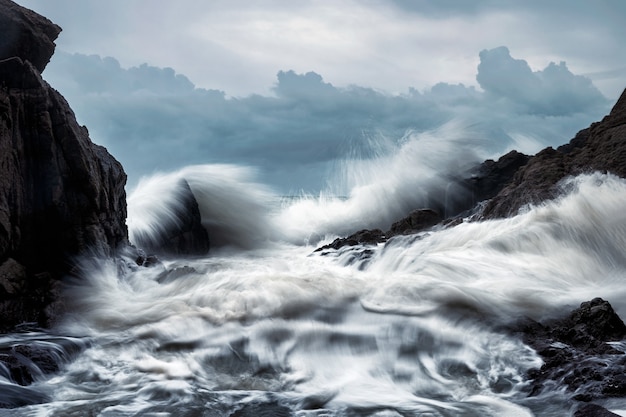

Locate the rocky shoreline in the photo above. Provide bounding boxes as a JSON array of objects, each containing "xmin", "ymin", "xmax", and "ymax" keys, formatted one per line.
[
  {"xmin": 515, "ymin": 298, "xmax": 626, "ymax": 416},
  {"xmin": 315, "ymin": 86, "xmax": 626, "ymax": 254}
]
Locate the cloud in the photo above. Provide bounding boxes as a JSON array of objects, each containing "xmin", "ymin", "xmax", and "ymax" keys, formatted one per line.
[
  {"xmin": 42, "ymin": 48, "xmax": 611, "ymax": 193},
  {"xmin": 476, "ymin": 46, "xmax": 606, "ymax": 115}
]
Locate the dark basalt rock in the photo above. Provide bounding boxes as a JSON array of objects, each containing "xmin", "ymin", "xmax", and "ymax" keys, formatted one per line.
[
  {"xmin": 387, "ymin": 208, "xmax": 442, "ymax": 237},
  {"xmin": 463, "ymin": 150, "xmax": 530, "ymax": 208},
  {"xmin": 131, "ymin": 179, "xmax": 210, "ymax": 257},
  {"xmin": 0, "ymin": 329, "xmax": 87, "ymax": 408},
  {"xmin": 574, "ymin": 403, "xmax": 621, "ymax": 417},
  {"xmin": 315, "ymin": 209, "xmax": 443, "ymax": 254},
  {"xmin": 516, "ymin": 298, "xmax": 626, "ymax": 403},
  {"xmin": 481, "ymin": 88, "xmax": 626, "ymax": 219},
  {"xmin": 0, "ymin": 1, "xmax": 128, "ymax": 329},
  {"xmin": 0, "ymin": 0, "xmax": 61, "ymax": 73},
  {"xmin": 315, "ymin": 229, "xmax": 385, "ymax": 253}
]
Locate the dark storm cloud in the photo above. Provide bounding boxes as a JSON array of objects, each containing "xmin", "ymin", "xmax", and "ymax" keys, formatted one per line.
[{"xmin": 43, "ymin": 48, "xmax": 610, "ymax": 192}]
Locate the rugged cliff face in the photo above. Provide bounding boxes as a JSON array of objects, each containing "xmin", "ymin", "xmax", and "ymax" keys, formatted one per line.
[
  {"xmin": 0, "ymin": 0, "xmax": 128, "ymax": 329},
  {"xmin": 481, "ymin": 88, "xmax": 626, "ymax": 219}
]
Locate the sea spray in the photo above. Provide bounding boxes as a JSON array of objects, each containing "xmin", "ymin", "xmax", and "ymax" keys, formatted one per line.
[
  {"xmin": 128, "ymin": 164, "xmax": 275, "ymax": 250},
  {"xmin": 277, "ymin": 121, "xmax": 483, "ymax": 244},
  {"xmin": 7, "ymin": 163, "xmax": 626, "ymax": 414},
  {"xmin": 357, "ymin": 172, "xmax": 626, "ymax": 320}
]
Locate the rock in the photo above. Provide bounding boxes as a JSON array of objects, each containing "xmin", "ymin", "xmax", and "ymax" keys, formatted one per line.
[
  {"xmin": 314, "ymin": 209, "xmax": 442, "ymax": 254},
  {"xmin": 463, "ymin": 150, "xmax": 530, "ymax": 207},
  {"xmin": 567, "ymin": 298, "xmax": 626, "ymax": 344},
  {"xmin": 0, "ymin": 0, "xmax": 61, "ymax": 72},
  {"xmin": 314, "ymin": 229, "xmax": 385, "ymax": 252},
  {"xmin": 0, "ymin": 333, "xmax": 86, "ymax": 407},
  {"xmin": 0, "ymin": 257, "xmax": 26, "ymax": 295},
  {"xmin": 130, "ymin": 179, "xmax": 210, "ymax": 257},
  {"xmin": 481, "ymin": 88, "xmax": 626, "ymax": 219},
  {"xmin": 574, "ymin": 403, "xmax": 621, "ymax": 417},
  {"xmin": 387, "ymin": 209, "xmax": 442, "ymax": 237},
  {"xmin": 0, "ymin": 1, "xmax": 128, "ymax": 329},
  {"xmin": 516, "ymin": 298, "xmax": 626, "ymax": 402}
]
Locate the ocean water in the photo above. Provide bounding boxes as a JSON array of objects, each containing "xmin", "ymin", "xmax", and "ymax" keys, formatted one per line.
[{"xmin": 3, "ymin": 133, "xmax": 626, "ymax": 416}]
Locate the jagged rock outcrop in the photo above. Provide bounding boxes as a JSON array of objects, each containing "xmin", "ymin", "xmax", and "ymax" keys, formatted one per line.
[
  {"xmin": 481, "ymin": 88, "xmax": 626, "ymax": 218},
  {"xmin": 516, "ymin": 298, "xmax": 626, "ymax": 404},
  {"xmin": 315, "ymin": 209, "xmax": 442, "ymax": 254},
  {"xmin": 0, "ymin": 0, "xmax": 128, "ymax": 329},
  {"xmin": 387, "ymin": 208, "xmax": 442, "ymax": 236},
  {"xmin": 0, "ymin": 0, "xmax": 60, "ymax": 72},
  {"xmin": 463, "ymin": 150, "xmax": 530, "ymax": 208},
  {"xmin": 130, "ymin": 179, "xmax": 210, "ymax": 257},
  {"xmin": 314, "ymin": 151, "xmax": 530, "ymax": 254}
]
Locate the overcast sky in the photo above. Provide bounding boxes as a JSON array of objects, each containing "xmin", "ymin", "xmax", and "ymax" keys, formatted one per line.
[{"xmin": 16, "ymin": 0, "xmax": 626, "ymax": 193}]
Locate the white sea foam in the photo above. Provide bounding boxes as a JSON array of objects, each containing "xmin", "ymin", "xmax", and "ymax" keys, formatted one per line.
[{"xmin": 9, "ymin": 129, "xmax": 626, "ymax": 415}]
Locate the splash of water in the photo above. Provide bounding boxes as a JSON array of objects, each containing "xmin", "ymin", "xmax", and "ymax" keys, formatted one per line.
[
  {"xmin": 7, "ymin": 124, "xmax": 626, "ymax": 415},
  {"xmin": 128, "ymin": 164, "xmax": 275, "ymax": 249}
]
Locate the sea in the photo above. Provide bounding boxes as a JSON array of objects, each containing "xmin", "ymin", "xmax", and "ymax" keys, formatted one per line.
[{"xmin": 2, "ymin": 131, "xmax": 626, "ymax": 416}]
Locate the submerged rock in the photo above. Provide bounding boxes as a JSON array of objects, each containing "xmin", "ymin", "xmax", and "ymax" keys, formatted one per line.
[
  {"xmin": 574, "ymin": 403, "xmax": 621, "ymax": 417},
  {"xmin": 0, "ymin": 0, "xmax": 128, "ymax": 329},
  {"xmin": 0, "ymin": 331, "xmax": 87, "ymax": 407},
  {"xmin": 516, "ymin": 298, "xmax": 626, "ymax": 403}
]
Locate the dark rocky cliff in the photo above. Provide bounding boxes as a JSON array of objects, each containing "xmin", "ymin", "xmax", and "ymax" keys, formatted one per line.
[
  {"xmin": 0, "ymin": 0, "xmax": 128, "ymax": 329},
  {"xmin": 481, "ymin": 88, "xmax": 626, "ymax": 219}
]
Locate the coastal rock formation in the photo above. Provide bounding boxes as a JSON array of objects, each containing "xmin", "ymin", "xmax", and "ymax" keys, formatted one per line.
[
  {"xmin": 463, "ymin": 150, "xmax": 530, "ymax": 209},
  {"xmin": 315, "ymin": 209, "xmax": 442, "ymax": 253},
  {"xmin": 481, "ymin": 88, "xmax": 626, "ymax": 218},
  {"xmin": 130, "ymin": 179, "xmax": 210, "ymax": 257},
  {"xmin": 0, "ymin": 0, "xmax": 60, "ymax": 72},
  {"xmin": 0, "ymin": 0, "xmax": 128, "ymax": 329},
  {"xmin": 387, "ymin": 208, "xmax": 442, "ymax": 236},
  {"xmin": 314, "ymin": 153, "xmax": 530, "ymax": 253},
  {"xmin": 516, "ymin": 298, "xmax": 626, "ymax": 406}
]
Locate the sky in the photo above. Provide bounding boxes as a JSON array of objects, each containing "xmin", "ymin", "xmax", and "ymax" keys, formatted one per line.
[{"xmin": 16, "ymin": 0, "xmax": 626, "ymax": 193}]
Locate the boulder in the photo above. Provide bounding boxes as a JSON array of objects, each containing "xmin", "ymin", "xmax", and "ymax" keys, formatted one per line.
[
  {"xmin": 516, "ymin": 298, "xmax": 626, "ymax": 402},
  {"xmin": 0, "ymin": 1, "xmax": 128, "ymax": 329},
  {"xmin": 129, "ymin": 179, "xmax": 210, "ymax": 257},
  {"xmin": 387, "ymin": 208, "xmax": 442, "ymax": 237}
]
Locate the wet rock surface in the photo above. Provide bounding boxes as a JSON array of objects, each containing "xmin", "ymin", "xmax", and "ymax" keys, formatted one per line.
[
  {"xmin": 0, "ymin": 330, "xmax": 88, "ymax": 407},
  {"xmin": 130, "ymin": 179, "xmax": 209, "ymax": 257},
  {"xmin": 514, "ymin": 298, "xmax": 626, "ymax": 411}
]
